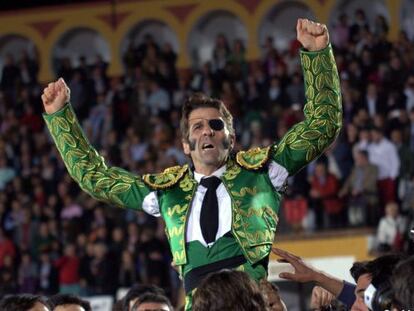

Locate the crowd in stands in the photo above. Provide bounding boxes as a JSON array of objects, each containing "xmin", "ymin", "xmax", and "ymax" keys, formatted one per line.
[{"xmin": 1, "ymin": 7, "xmax": 414, "ymax": 309}]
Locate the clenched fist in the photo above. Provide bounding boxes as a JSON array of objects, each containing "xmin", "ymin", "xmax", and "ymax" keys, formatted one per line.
[
  {"xmin": 297, "ymin": 18, "xmax": 329, "ymax": 51},
  {"xmin": 41, "ymin": 78, "xmax": 70, "ymax": 114}
]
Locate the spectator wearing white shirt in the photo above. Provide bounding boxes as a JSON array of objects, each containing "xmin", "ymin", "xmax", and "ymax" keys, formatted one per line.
[
  {"xmin": 145, "ymin": 80, "xmax": 170, "ymax": 118},
  {"xmin": 367, "ymin": 126, "xmax": 400, "ymax": 204},
  {"xmin": 404, "ymin": 74, "xmax": 414, "ymax": 112},
  {"xmin": 377, "ymin": 202, "xmax": 406, "ymax": 252}
]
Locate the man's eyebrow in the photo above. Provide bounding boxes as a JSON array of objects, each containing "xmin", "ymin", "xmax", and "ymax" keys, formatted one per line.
[{"xmin": 190, "ymin": 120, "xmax": 203, "ymax": 126}]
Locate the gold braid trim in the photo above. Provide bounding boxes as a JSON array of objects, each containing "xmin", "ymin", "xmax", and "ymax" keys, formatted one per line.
[
  {"xmin": 142, "ymin": 164, "xmax": 189, "ymax": 190},
  {"xmin": 236, "ymin": 146, "xmax": 271, "ymax": 170}
]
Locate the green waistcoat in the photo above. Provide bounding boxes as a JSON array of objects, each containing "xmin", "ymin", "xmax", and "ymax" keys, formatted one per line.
[
  {"xmin": 43, "ymin": 44, "xmax": 342, "ymax": 279},
  {"xmin": 152, "ymin": 157, "xmax": 280, "ymax": 269}
]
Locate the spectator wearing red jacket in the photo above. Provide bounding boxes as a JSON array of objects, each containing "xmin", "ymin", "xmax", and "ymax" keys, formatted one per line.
[
  {"xmin": 309, "ymin": 161, "xmax": 343, "ymax": 229},
  {"xmin": 55, "ymin": 243, "xmax": 80, "ymax": 295},
  {"xmin": 0, "ymin": 228, "xmax": 15, "ymax": 268}
]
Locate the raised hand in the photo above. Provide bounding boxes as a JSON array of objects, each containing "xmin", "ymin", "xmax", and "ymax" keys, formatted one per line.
[
  {"xmin": 41, "ymin": 78, "xmax": 70, "ymax": 114},
  {"xmin": 296, "ymin": 18, "xmax": 329, "ymax": 51},
  {"xmin": 272, "ymin": 247, "xmax": 319, "ymax": 282},
  {"xmin": 272, "ymin": 247, "xmax": 345, "ymax": 297}
]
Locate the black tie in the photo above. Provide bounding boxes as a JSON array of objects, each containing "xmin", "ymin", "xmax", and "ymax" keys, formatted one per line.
[{"xmin": 200, "ymin": 176, "xmax": 221, "ymax": 244}]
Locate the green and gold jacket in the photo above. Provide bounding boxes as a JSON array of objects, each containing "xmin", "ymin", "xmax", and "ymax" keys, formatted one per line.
[{"xmin": 43, "ymin": 44, "xmax": 341, "ymax": 276}]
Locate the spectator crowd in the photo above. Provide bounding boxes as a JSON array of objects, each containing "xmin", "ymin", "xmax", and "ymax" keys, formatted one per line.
[{"xmin": 1, "ymin": 8, "xmax": 414, "ymax": 309}]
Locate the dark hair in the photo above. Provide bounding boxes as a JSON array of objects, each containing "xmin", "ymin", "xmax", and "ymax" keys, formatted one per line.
[
  {"xmin": 192, "ymin": 270, "xmax": 267, "ymax": 311},
  {"xmin": 350, "ymin": 253, "xmax": 406, "ymax": 283},
  {"xmin": 370, "ymin": 126, "xmax": 384, "ymax": 134},
  {"xmin": 357, "ymin": 149, "xmax": 369, "ymax": 159},
  {"xmin": 180, "ymin": 93, "xmax": 234, "ymax": 142},
  {"xmin": 123, "ymin": 284, "xmax": 165, "ymax": 311},
  {"xmin": 350, "ymin": 261, "xmax": 369, "ymax": 282},
  {"xmin": 47, "ymin": 294, "xmax": 91, "ymax": 311},
  {"xmin": 391, "ymin": 256, "xmax": 414, "ymax": 309},
  {"xmin": 131, "ymin": 293, "xmax": 173, "ymax": 311},
  {"xmin": 0, "ymin": 294, "xmax": 47, "ymax": 311}
]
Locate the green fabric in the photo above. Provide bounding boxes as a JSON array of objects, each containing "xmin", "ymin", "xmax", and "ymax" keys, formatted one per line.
[
  {"xmin": 158, "ymin": 158, "xmax": 279, "ymax": 267},
  {"xmin": 272, "ymin": 44, "xmax": 342, "ymax": 175},
  {"xmin": 183, "ymin": 236, "xmax": 244, "ymax": 275},
  {"xmin": 43, "ymin": 105, "xmax": 151, "ymax": 209},
  {"xmin": 185, "ymin": 240, "xmax": 266, "ymax": 280},
  {"xmin": 183, "ymin": 236, "xmax": 267, "ymax": 311}
]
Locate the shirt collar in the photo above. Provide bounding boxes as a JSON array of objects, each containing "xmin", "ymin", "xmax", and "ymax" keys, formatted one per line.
[{"xmin": 194, "ymin": 165, "xmax": 226, "ymax": 183}]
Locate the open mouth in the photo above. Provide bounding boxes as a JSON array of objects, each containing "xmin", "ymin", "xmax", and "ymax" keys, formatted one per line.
[{"xmin": 202, "ymin": 143, "xmax": 215, "ymax": 150}]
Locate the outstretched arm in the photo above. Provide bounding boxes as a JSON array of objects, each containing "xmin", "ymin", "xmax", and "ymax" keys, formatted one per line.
[
  {"xmin": 42, "ymin": 79, "xmax": 151, "ymax": 209},
  {"xmin": 272, "ymin": 248, "xmax": 356, "ymax": 308},
  {"xmin": 272, "ymin": 19, "xmax": 342, "ymax": 175},
  {"xmin": 272, "ymin": 248, "xmax": 345, "ymax": 296}
]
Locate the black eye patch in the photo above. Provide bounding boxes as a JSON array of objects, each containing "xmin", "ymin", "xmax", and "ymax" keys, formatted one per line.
[{"xmin": 208, "ymin": 119, "xmax": 224, "ymax": 131}]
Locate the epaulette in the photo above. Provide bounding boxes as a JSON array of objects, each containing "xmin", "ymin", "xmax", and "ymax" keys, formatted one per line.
[
  {"xmin": 142, "ymin": 164, "xmax": 189, "ymax": 190},
  {"xmin": 235, "ymin": 146, "xmax": 271, "ymax": 170}
]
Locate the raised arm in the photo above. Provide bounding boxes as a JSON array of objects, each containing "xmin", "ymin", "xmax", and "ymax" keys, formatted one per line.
[
  {"xmin": 272, "ymin": 248, "xmax": 345, "ymax": 297},
  {"xmin": 272, "ymin": 19, "xmax": 342, "ymax": 175},
  {"xmin": 41, "ymin": 78, "xmax": 151, "ymax": 209}
]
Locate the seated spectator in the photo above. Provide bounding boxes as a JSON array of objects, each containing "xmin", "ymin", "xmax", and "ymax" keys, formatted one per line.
[
  {"xmin": 339, "ymin": 149, "xmax": 379, "ymax": 226},
  {"xmin": 0, "ymin": 228, "xmax": 16, "ymax": 267},
  {"xmin": 192, "ymin": 270, "xmax": 267, "ymax": 311},
  {"xmin": 38, "ymin": 250, "xmax": 59, "ymax": 296},
  {"xmin": 367, "ymin": 126, "xmax": 400, "ymax": 205},
  {"xmin": 47, "ymin": 294, "xmax": 91, "ymax": 311},
  {"xmin": 376, "ymin": 202, "xmax": 407, "ymax": 252},
  {"xmin": 131, "ymin": 293, "xmax": 173, "ymax": 311},
  {"xmin": 0, "ymin": 155, "xmax": 15, "ymax": 190},
  {"xmin": 309, "ymin": 161, "xmax": 343, "ymax": 229},
  {"xmin": 54, "ymin": 244, "xmax": 80, "ymax": 295},
  {"xmin": 0, "ymin": 294, "xmax": 49, "ymax": 311}
]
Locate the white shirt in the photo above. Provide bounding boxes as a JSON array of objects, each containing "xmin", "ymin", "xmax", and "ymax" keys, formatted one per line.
[
  {"xmin": 141, "ymin": 161, "xmax": 289, "ymax": 247},
  {"xmin": 377, "ymin": 215, "xmax": 406, "ymax": 246},
  {"xmin": 367, "ymin": 138, "xmax": 400, "ymax": 179},
  {"xmin": 366, "ymin": 96, "xmax": 376, "ymax": 117}
]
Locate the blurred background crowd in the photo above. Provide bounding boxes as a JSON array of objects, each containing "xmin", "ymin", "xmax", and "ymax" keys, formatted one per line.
[{"xmin": 1, "ymin": 3, "xmax": 414, "ymax": 309}]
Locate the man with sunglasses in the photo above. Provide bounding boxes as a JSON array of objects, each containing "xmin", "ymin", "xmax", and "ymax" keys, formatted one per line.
[{"xmin": 42, "ymin": 18, "xmax": 342, "ymax": 310}]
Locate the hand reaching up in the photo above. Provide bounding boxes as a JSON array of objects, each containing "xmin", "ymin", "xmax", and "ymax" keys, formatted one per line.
[
  {"xmin": 296, "ymin": 18, "xmax": 329, "ymax": 51},
  {"xmin": 41, "ymin": 78, "xmax": 70, "ymax": 114}
]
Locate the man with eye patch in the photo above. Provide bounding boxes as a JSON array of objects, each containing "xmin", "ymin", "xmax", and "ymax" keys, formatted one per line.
[{"xmin": 41, "ymin": 18, "xmax": 342, "ymax": 310}]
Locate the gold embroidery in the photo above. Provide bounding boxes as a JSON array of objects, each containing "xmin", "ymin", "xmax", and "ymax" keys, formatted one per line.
[
  {"xmin": 142, "ymin": 165, "xmax": 188, "ymax": 189},
  {"xmin": 311, "ymin": 54, "xmax": 322, "ymax": 75},
  {"xmin": 167, "ymin": 204, "xmax": 188, "ymax": 218},
  {"xmin": 173, "ymin": 251, "xmax": 186, "ymax": 264},
  {"xmin": 236, "ymin": 146, "xmax": 270, "ymax": 170},
  {"xmin": 222, "ymin": 163, "xmax": 241, "ymax": 180},
  {"xmin": 179, "ymin": 174, "xmax": 195, "ymax": 192},
  {"xmin": 302, "ymin": 54, "xmax": 311, "ymax": 70},
  {"xmin": 231, "ymin": 187, "xmax": 257, "ymax": 197},
  {"xmin": 168, "ymin": 226, "xmax": 184, "ymax": 238},
  {"xmin": 246, "ymin": 231, "xmax": 274, "ymax": 242}
]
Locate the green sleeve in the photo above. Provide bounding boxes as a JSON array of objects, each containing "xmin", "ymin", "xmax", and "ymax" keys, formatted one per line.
[
  {"xmin": 43, "ymin": 104, "xmax": 151, "ymax": 209},
  {"xmin": 272, "ymin": 44, "xmax": 342, "ymax": 175}
]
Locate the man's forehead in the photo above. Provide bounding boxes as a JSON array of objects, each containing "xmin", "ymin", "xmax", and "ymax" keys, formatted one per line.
[
  {"xmin": 136, "ymin": 302, "xmax": 170, "ymax": 311},
  {"xmin": 55, "ymin": 304, "xmax": 85, "ymax": 311},
  {"xmin": 188, "ymin": 107, "xmax": 221, "ymax": 120}
]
